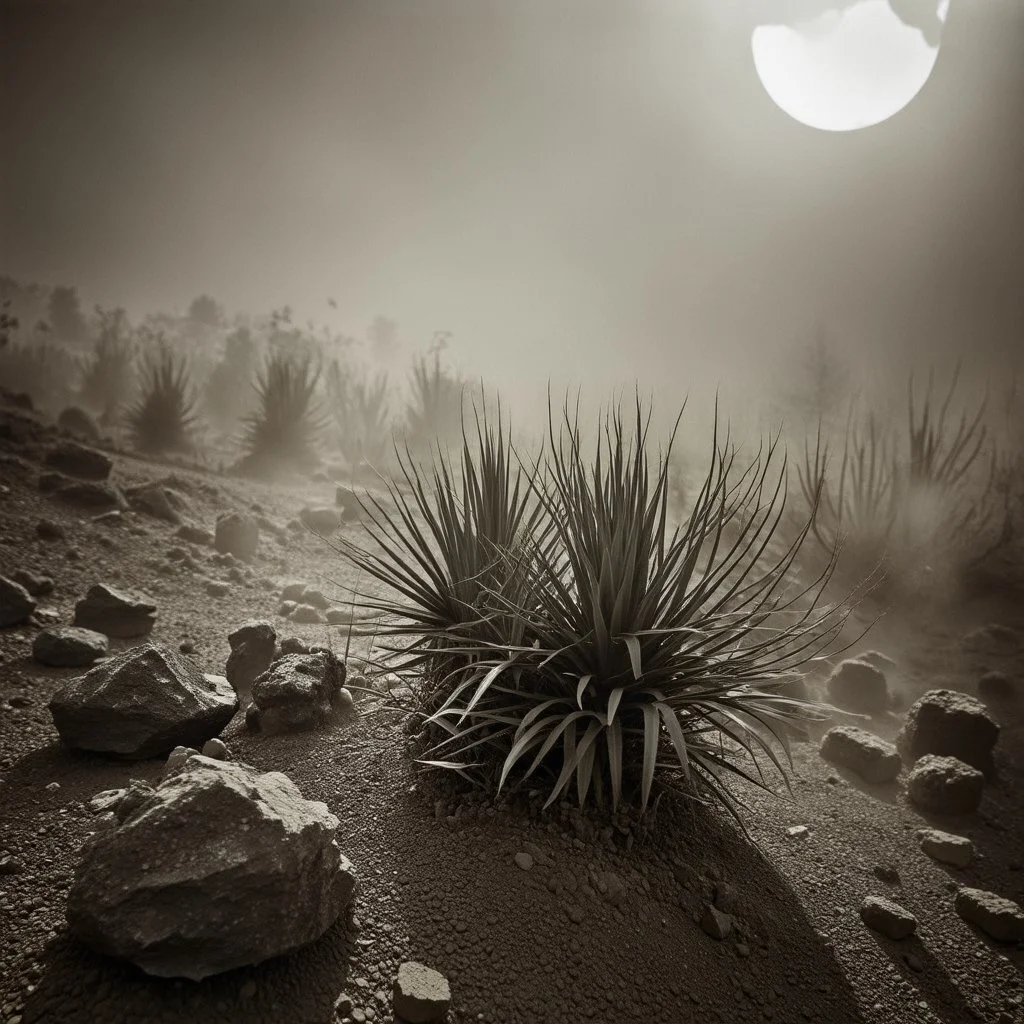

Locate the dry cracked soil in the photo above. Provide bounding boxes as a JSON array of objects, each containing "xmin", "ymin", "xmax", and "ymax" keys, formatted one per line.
[{"xmin": 1, "ymin": 400, "xmax": 1023, "ymax": 1024}]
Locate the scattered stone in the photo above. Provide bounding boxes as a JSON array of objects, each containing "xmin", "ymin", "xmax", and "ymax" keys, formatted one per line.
[
  {"xmin": 873, "ymin": 864, "xmax": 901, "ymax": 885},
  {"xmin": 201, "ymin": 737, "xmax": 228, "ymax": 759},
  {"xmin": 700, "ymin": 904, "xmax": 733, "ymax": 940},
  {"xmin": 0, "ymin": 575, "xmax": 36, "ymax": 627},
  {"xmin": 126, "ymin": 483, "xmax": 181, "ymax": 524},
  {"xmin": 280, "ymin": 636, "xmax": 311, "ymax": 656},
  {"xmin": 907, "ymin": 755, "xmax": 984, "ymax": 815},
  {"xmin": 334, "ymin": 993, "xmax": 354, "ymax": 1017},
  {"xmin": 918, "ymin": 828, "xmax": 974, "ymax": 868},
  {"xmin": 954, "ymin": 888, "xmax": 1024, "ymax": 943},
  {"xmin": 44, "ymin": 440, "xmax": 113, "ymax": 481},
  {"xmin": 164, "ymin": 745, "xmax": 198, "ymax": 775},
  {"xmin": 820, "ymin": 726, "xmax": 901, "ymax": 783},
  {"xmin": 514, "ymin": 852, "xmax": 534, "ymax": 871},
  {"xmin": 32, "ymin": 626, "xmax": 109, "ymax": 667},
  {"xmin": 826, "ymin": 659, "xmax": 890, "ymax": 714},
  {"xmin": 290, "ymin": 603, "xmax": 326, "ymax": 624},
  {"xmin": 277, "ymin": 600, "xmax": 297, "ymax": 619},
  {"xmin": 57, "ymin": 406, "xmax": 101, "ymax": 442},
  {"xmin": 392, "ymin": 962, "xmax": 451, "ymax": 1024},
  {"xmin": 299, "ymin": 506, "xmax": 342, "ymax": 534},
  {"xmin": 11, "ymin": 569, "xmax": 55, "ymax": 596},
  {"xmin": 786, "ymin": 825, "xmax": 809, "ymax": 838},
  {"xmin": 897, "ymin": 689, "xmax": 999, "ymax": 773},
  {"xmin": 74, "ymin": 583, "xmax": 157, "ymax": 638},
  {"xmin": 49, "ymin": 643, "xmax": 239, "ymax": 758},
  {"xmin": 66, "ymin": 755, "xmax": 357, "ymax": 979},
  {"xmin": 300, "ymin": 586, "xmax": 331, "ymax": 610},
  {"xmin": 214, "ymin": 511, "xmax": 259, "ymax": 561},
  {"xmin": 112, "ymin": 779, "xmax": 157, "ymax": 822},
  {"xmin": 176, "ymin": 522, "xmax": 214, "ymax": 546},
  {"xmin": 0, "ymin": 854, "xmax": 26, "ymax": 875},
  {"xmin": 860, "ymin": 896, "xmax": 917, "ymax": 939},
  {"xmin": 978, "ymin": 671, "xmax": 1015, "ymax": 700},
  {"xmin": 36, "ymin": 518, "xmax": 66, "ymax": 540},
  {"xmin": 963, "ymin": 624, "xmax": 1019, "ymax": 655},
  {"xmin": 206, "ymin": 580, "xmax": 230, "ymax": 598},
  {"xmin": 246, "ymin": 650, "xmax": 348, "ymax": 735},
  {"xmin": 54, "ymin": 479, "xmax": 126, "ymax": 511},
  {"xmin": 89, "ymin": 789, "xmax": 127, "ymax": 814},
  {"xmin": 92, "ymin": 509, "xmax": 123, "ymax": 526},
  {"xmin": 226, "ymin": 620, "xmax": 277, "ymax": 698}
]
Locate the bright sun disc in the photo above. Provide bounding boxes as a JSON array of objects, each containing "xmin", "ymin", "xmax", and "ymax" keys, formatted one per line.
[{"xmin": 752, "ymin": 0, "xmax": 949, "ymax": 132}]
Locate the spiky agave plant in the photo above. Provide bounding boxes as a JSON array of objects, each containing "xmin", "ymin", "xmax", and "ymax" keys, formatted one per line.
[
  {"xmin": 125, "ymin": 343, "xmax": 199, "ymax": 453},
  {"xmin": 340, "ymin": 395, "xmax": 851, "ymax": 821},
  {"xmin": 405, "ymin": 350, "xmax": 466, "ymax": 454},
  {"xmin": 240, "ymin": 351, "xmax": 325, "ymax": 473}
]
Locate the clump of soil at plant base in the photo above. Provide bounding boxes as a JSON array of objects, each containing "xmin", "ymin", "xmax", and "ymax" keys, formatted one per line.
[{"xmin": 1, "ymin": 398, "xmax": 1023, "ymax": 1024}]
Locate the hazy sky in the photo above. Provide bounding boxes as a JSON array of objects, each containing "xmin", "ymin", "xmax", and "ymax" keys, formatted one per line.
[{"xmin": 1, "ymin": 0, "xmax": 1022, "ymax": 409}]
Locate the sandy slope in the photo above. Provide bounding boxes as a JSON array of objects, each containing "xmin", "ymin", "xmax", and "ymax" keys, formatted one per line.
[{"xmin": 1, "ymin": 407, "xmax": 1022, "ymax": 1024}]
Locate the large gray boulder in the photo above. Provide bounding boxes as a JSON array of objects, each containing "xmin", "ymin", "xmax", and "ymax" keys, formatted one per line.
[
  {"xmin": 246, "ymin": 650, "xmax": 349, "ymax": 735},
  {"xmin": 906, "ymin": 754, "xmax": 984, "ymax": 815},
  {"xmin": 225, "ymin": 619, "xmax": 277, "ymax": 698},
  {"xmin": 820, "ymin": 726, "xmax": 901, "ymax": 784},
  {"xmin": 66, "ymin": 754, "xmax": 357, "ymax": 979},
  {"xmin": 73, "ymin": 583, "xmax": 157, "ymax": 638},
  {"xmin": 826, "ymin": 659, "xmax": 890, "ymax": 714},
  {"xmin": 49, "ymin": 643, "xmax": 238, "ymax": 758},
  {"xmin": 896, "ymin": 689, "xmax": 999, "ymax": 774}
]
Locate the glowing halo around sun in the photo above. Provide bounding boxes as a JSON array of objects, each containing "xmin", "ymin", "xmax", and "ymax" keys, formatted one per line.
[{"xmin": 751, "ymin": 0, "xmax": 949, "ymax": 132}]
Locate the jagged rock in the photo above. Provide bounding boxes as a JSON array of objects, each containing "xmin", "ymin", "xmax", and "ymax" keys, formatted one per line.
[
  {"xmin": 33, "ymin": 626, "xmax": 109, "ymax": 667},
  {"xmin": 246, "ymin": 650, "xmax": 348, "ymax": 735},
  {"xmin": 11, "ymin": 569, "xmax": 55, "ymax": 596},
  {"xmin": 906, "ymin": 755, "xmax": 984, "ymax": 815},
  {"xmin": 393, "ymin": 962, "xmax": 451, "ymax": 1024},
  {"xmin": 73, "ymin": 583, "xmax": 157, "ymax": 638},
  {"xmin": 66, "ymin": 755, "xmax": 357, "ymax": 979},
  {"xmin": 700, "ymin": 904, "xmax": 733, "ymax": 940},
  {"xmin": 214, "ymin": 511, "xmax": 259, "ymax": 561},
  {"xmin": 299, "ymin": 506, "xmax": 341, "ymax": 534},
  {"xmin": 826, "ymin": 659, "xmax": 890, "ymax": 714},
  {"xmin": 954, "ymin": 887, "xmax": 1024, "ymax": 943},
  {"xmin": 820, "ymin": 726, "xmax": 901, "ymax": 783},
  {"xmin": 126, "ymin": 483, "xmax": 181, "ymax": 524},
  {"xmin": 225, "ymin": 620, "xmax": 277, "ymax": 698},
  {"xmin": 860, "ymin": 896, "xmax": 917, "ymax": 939},
  {"xmin": 175, "ymin": 522, "xmax": 214, "ymax": 546},
  {"xmin": 918, "ymin": 828, "xmax": 974, "ymax": 868},
  {"xmin": 277, "ymin": 600, "xmax": 297, "ymax": 619},
  {"xmin": 49, "ymin": 643, "xmax": 238, "ymax": 758},
  {"xmin": 164, "ymin": 745, "xmax": 199, "ymax": 776},
  {"xmin": 0, "ymin": 575, "xmax": 36, "ymax": 628},
  {"xmin": 88, "ymin": 788, "xmax": 127, "ymax": 815},
  {"xmin": 279, "ymin": 636, "xmax": 312, "ymax": 656},
  {"xmin": 896, "ymin": 689, "xmax": 999, "ymax": 773},
  {"xmin": 44, "ymin": 440, "xmax": 112, "ymax": 481}
]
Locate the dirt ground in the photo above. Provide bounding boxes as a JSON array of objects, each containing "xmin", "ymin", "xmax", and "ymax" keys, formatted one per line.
[{"xmin": 1, "ymin": 400, "xmax": 1023, "ymax": 1024}]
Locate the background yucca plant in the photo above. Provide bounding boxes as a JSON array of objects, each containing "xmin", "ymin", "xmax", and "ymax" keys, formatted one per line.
[
  {"xmin": 239, "ymin": 351, "xmax": 325, "ymax": 474},
  {"xmin": 328, "ymin": 361, "xmax": 393, "ymax": 477},
  {"xmin": 340, "ymin": 397, "xmax": 849, "ymax": 822},
  {"xmin": 124, "ymin": 342, "xmax": 199, "ymax": 453},
  {"xmin": 404, "ymin": 349, "xmax": 467, "ymax": 455},
  {"xmin": 78, "ymin": 307, "xmax": 136, "ymax": 425}
]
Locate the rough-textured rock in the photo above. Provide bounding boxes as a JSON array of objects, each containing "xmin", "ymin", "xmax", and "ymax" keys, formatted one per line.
[
  {"xmin": 246, "ymin": 650, "xmax": 348, "ymax": 735},
  {"xmin": 860, "ymin": 896, "xmax": 917, "ymax": 939},
  {"xmin": 54, "ymin": 479, "xmax": 126, "ymax": 510},
  {"xmin": 896, "ymin": 689, "xmax": 999, "ymax": 773},
  {"xmin": 201, "ymin": 737, "xmax": 228, "ymax": 759},
  {"xmin": 32, "ymin": 626, "xmax": 109, "ymax": 667},
  {"xmin": 74, "ymin": 583, "xmax": 157, "ymax": 638},
  {"xmin": 280, "ymin": 580, "xmax": 309, "ymax": 603},
  {"xmin": 820, "ymin": 726, "xmax": 901, "ymax": 783},
  {"xmin": 66, "ymin": 755, "xmax": 357, "ymax": 979},
  {"xmin": 826, "ymin": 659, "xmax": 890, "ymax": 714},
  {"xmin": 954, "ymin": 887, "xmax": 1024, "ymax": 943},
  {"xmin": 700, "ymin": 904, "xmax": 733, "ymax": 940},
  {"xmin": 299, "ymin": 506, "xmax": 342, "ymax": 534},
  {"xmin": 11, "ymin": 569, "xmax": 55, "ymax": 596},
  {"xmin": 0, "ymin": 575, "xmax": 36, "ymax": 627},
  {"xmin": 175, "ymin": 522, "xmax": 214, "ymax": 546},
  {"xmin": 214, "ymin": 511, "xmax": 259, "ymax": 561},
  {"xmin": 225, "ymin": 619, "xmax": 277, "ymax": 698},
  {"xmin": 126, "ymin": 483, "xmax": 181, "ymax": 523},
  {"xmin": 290, "ymin": 603, "xmax": 326, "ymax": 624},
  {"xmin": 44, "ymin": 440, "xmax": 112, "ymax": 481},
  {"xmin": 36, "ymin": 518, "xmax": 66, "ymax": 541},
  {"xmin": 393, "ymin": 961, "xmax": 451, "ymax": 1024},
  {"xmin": 300, "ymin": 586, "xmax": 331, "ymax": 610},
  {"xmin": 906, "ymin": 755, "xmax": 984, "ymax": 815},
  {"xmin": 49, "ymin": 643, "xmax": 239, "ymax": 758},
  {"xmin": 918, "ymin": 828, "xmax": 974, "ymax": 868}
]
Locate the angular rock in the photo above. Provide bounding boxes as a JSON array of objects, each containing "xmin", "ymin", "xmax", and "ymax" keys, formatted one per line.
[
  {"xmin": 299, "ymin": 506, "xmax": 341, "ymax": 534},
  {"xmin": 11, "ymin": 569, "xmax": 55, "ymax": 596},
  {"xmin": 700, "ymin": 904, "xmax": 733, "ymax": 940},
  {"xmin": 0, "ymin": 575, "xmax": 36, "ymax": 627},
  {"xmin": 49, "ymin": 643, "xmax": 238, "ymax": 758},
  {"xmin": 826, "ymin": 659, "xmax": 890, "ymax": 714},
  {"xmin": 74, "ymin": 583, "xmax": 157, "ymax": 638},
  {"xmin": 36, "ymin": 518, "xmax": 66, "ymax": 541},
  {"xmin": 54, "ymin": 479, "xmax": 126, "ymax": 511},
  {"xmin": 820, "ymin": 726, "xmax": 902, "ymax": 784},
  {"xmin": 860, "ymin": 895, "xmax": 917, "ymax": 939},
  {"xmin": 393, "ymin": 961, "xmax": 451, "ymax": 1024},
  {"xmin": 906, "ymin": 754, "xmax": 984, "ymax": 815},
  {"xmin": 66, "ymin": 755, "xmax": 357, "ymax": 979},
  {"xmin": 918, "ymin": 828, "xmax": 974, "ymax": 869},
  {"xmin": 954, "ymin": 887, "xmax": 1024, "ymax": 943},
  {"xmin": 126, "ymin": 483, "xmax": 181, "ymax": 524},
  {"xmin": 88, "ymin": 789, "xmax": 127, "ymax": 815},
  {"xmin": 33, "ymin": 626, "xmax": 109, "ymax": 667},
  {"xmin": 175, "ymin": 522, "xmax": 214, "ymax": 546},
  {"xmin": 44, "ymin": 440, "xmax": 113, "ymax": 481},
  {"xmin": 246, "ymin": 650, "xmax": 348, "ymax": 735},
  {"xmin": 896, "ymin": 689, "xmax": 999, "ymax": 773},
  {"xmin": 225, "ymin": 619, "xmax": 277, "ymax": 698},
  {"xmin": 214, "ymin": 511, "xmax": 259, "ymax": 561}
]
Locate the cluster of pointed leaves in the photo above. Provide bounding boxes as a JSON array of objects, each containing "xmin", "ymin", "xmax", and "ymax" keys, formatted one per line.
[
  {"xmin": 241, "ymin": 352, "xmax": 325, "ymax": 466},
  {"xmin": 337, "ymin": 396, "xmax": 850, "ymax": 820},
  {"xmin": 125, "ymin": 344, "xmax": 198, "ymax": 453}
]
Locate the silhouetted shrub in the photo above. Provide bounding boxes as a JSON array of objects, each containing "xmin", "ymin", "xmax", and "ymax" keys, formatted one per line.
[{"xmin": 125, "ymin": 344, "xmax": 199, "ymax": 453}]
